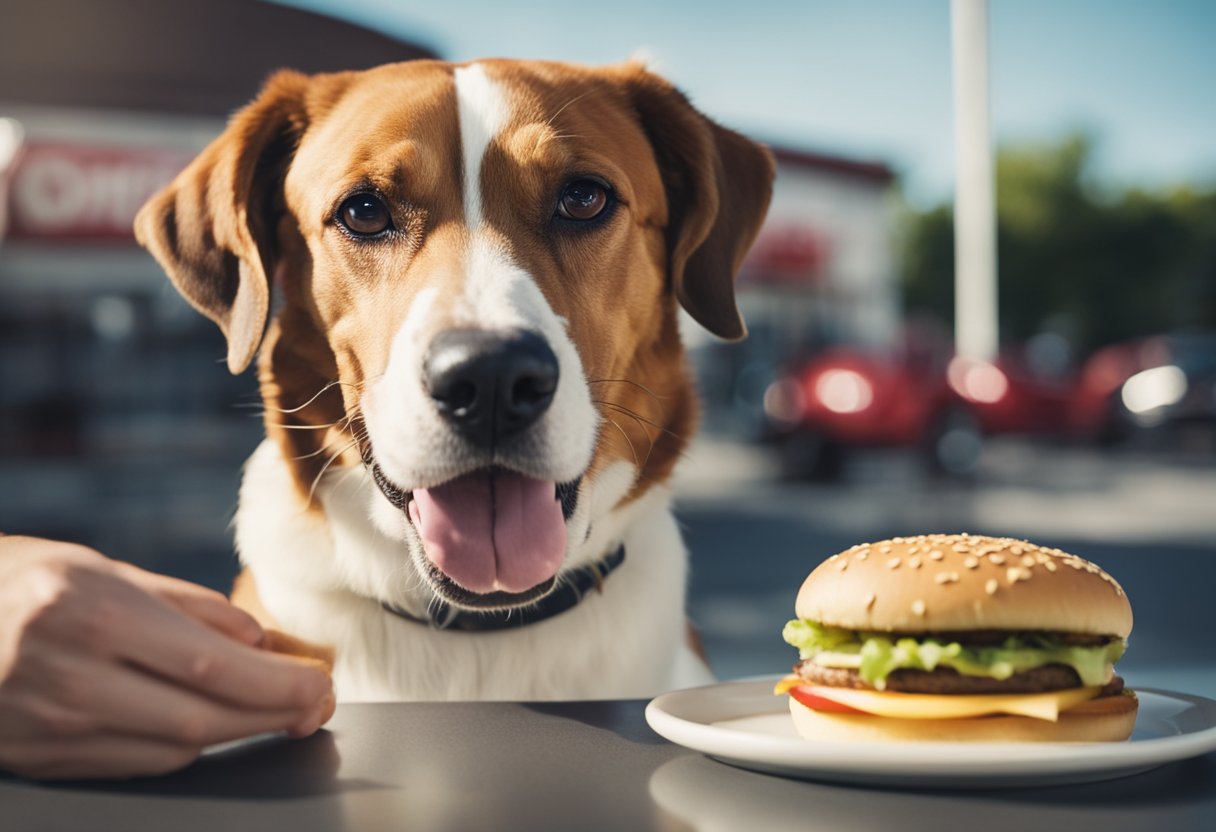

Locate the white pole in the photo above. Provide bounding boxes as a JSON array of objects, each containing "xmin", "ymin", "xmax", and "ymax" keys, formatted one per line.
[{"xmin": 951, "ymin": 0, "xmax": 998, "ymax": 361}]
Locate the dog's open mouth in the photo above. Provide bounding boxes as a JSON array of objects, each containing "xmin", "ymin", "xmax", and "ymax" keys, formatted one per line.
[{"xmin": 370, "ymin": 460, "xmax": 581, "ymax": 608}]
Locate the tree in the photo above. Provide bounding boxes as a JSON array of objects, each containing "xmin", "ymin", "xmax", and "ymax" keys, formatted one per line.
[{"xmin": 901, "ymin": 136, "xmax": 1216, "ymax": 353}]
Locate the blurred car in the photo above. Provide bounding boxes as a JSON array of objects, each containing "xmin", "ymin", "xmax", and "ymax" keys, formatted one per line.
[
  {"xmin": 1074, "ymin": 330, "xmax": 1216, "ymax": 443},
  {"xmin": 761, "ymin": 344, "xmax": 1077, "ymax": 480}
]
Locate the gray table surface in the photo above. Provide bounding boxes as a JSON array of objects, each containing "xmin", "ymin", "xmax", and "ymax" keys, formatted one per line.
[{"xmin": 4, "ymin": 697, "xmax": 1215, "ymax": 832}]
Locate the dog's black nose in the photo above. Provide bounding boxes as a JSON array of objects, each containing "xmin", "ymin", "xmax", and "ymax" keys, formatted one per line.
[{"xmin": 424, "ymin": 328, "xmax": 559, "ymax": 446}]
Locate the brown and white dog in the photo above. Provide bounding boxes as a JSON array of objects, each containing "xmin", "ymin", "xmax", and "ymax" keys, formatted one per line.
[{"xmin": 135, "ymin": 59, "xmax": 773, "ymax": 701}]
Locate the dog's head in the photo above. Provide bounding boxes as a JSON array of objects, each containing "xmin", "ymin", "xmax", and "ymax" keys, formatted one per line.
[{"xmin": 136, "ymin": 59, "xmax": 773, "ymax": 612}]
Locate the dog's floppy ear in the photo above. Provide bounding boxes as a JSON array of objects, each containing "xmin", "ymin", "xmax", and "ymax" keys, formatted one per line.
[
  {"xmin": 624, "ymin": 67, "xmax": 775, "ymax": 341},
  {"xmin": 135, "ymin": 71, "xmax": 311, "ymax": 373}
]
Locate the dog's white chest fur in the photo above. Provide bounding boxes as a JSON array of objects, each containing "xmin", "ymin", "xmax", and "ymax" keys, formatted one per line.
[{"xmin": 234, "ymin": 440, "xmax": 712, "ymax": 701}]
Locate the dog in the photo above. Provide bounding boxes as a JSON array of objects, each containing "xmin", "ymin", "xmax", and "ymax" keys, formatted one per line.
[{"xmin": 135, "ymin": 58, "xmax": 773, "ymax": 701}]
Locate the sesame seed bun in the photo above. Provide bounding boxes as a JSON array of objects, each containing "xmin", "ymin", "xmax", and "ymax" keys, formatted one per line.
[
  {"xmin": 796, "ymin": 534, "xmax": 1132, "ymax": 637},
  {"xmin": 788, "ymin": 691, "xmax": 1138, "ymax": 743}
]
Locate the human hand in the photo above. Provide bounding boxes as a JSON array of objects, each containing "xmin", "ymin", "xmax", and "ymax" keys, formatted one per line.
[{"xmin": 0, "ymin": 536, "xmax": 334, "ymax": 779}]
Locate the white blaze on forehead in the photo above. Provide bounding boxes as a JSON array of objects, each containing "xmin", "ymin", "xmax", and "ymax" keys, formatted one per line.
[
  {"xmin": 358, "ymin": 60, "xmax": 599, "ymax": 516},
  {"xmin": 454, "ymin": 63, "xmax": 511, "ymax": 230}
]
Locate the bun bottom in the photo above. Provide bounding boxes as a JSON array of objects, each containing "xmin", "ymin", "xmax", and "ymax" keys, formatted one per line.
[{"xmin": 788, "ymin": 693, "xmax": 1138, "ymax": 743}]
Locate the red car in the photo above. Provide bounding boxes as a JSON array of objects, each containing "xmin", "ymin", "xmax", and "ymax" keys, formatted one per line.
[
  {"xmin": 762, "ymin": 345, "xmax": 1076, "ymax": 479},
  {"xmin": 1072, "ymin": 331, "xmax": 1216, "ymax": 442}
]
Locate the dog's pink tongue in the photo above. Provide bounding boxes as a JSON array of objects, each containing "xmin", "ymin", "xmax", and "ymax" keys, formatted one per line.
[{"xmin": 409, "ymin": 471, "xmax": 566, "ymax": 595}]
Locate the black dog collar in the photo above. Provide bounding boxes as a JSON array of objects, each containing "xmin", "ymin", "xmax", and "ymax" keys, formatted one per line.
[{"xmin": 381, "ymin": 544, "xmax": 626, "ymax": 632}]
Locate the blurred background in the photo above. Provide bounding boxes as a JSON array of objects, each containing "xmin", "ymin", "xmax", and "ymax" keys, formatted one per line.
[{"xmin": 1, "ymin": 1, "xmax": 1213, "ymax": 693}]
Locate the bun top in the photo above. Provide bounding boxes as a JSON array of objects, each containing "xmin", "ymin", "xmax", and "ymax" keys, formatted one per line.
[{"xmin": 795, "ymin": 534, "xmax": 1132, "ymax": 637}]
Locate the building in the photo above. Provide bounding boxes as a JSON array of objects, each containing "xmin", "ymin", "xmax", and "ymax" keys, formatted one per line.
[{"xmin": 0, "ymin": 0, "xmax": 435, "ymax": 581}]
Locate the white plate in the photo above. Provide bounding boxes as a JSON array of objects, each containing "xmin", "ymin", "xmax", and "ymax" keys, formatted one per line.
[{"xmin": 645, "ymin": 678, "xmax": 1216, "ymax": 788}]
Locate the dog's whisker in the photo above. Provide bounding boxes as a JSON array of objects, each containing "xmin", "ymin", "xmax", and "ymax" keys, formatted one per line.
[
  {"xmin": 332, "ymin": 461, "xmax": 370, "ymax": 496},
  {"xmin": 287, "ymin": 423, "xmax": 364, "ymax": 460},
  {"xmin": 600, "ymin": 402, "xmax": 659, "ymax": 467},
  {"xmin": 586, "ymin": 378, "xmax": 669, "ymax": 403},
  {"xmin": 305, "ymin": 439, "xmax": 361, "ymax": 505},
  {"xmin": 536, "ymin": 132, "xmax": 587, "ymax": 148},
  {"xmin": 544, "ymin": 88, "xmax": 596, "ymax": 129},
  {"xmin": 264, "ymin": 419, "xmax": 352, "ymax": 431},
  {"xmin": 603, "ymin": 416, "xmax": 640, "ymax": 468},
  {"xmin": 593, "ymin": 400, "xmax": 684, "ymax": 443},
  {"xmin": 255, "ymin": 380, "xmax": 349, "ymax": 415}
]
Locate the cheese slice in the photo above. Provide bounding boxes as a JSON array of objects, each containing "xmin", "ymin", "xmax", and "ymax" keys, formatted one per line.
[
  {"xmin": 774, "ymin": 675, "xmax": 803, "ymax": 695},
  {"xmin": 803, "ymin": 685, "xmax": 1103, "ymax": 722}
]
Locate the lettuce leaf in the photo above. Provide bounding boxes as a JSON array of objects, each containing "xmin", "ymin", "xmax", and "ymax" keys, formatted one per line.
[{"xmin": 783, "ymin": 619, "xmax": 1125, "ymax": 690}]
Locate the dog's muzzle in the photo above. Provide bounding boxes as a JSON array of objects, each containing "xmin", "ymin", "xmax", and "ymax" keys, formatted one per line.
[{"xmin": 363, "ymin": 325, "xmax": 583, "ymax": 608}]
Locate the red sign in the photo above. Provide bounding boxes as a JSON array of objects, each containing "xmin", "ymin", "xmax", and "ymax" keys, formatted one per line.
[
  {"xmin": 742, "ymin": 224, "xmax": 831, "ymax": 284},
  {"xmin": 5, "ymin": 143, "xmax": 194, "ymax": 244}
]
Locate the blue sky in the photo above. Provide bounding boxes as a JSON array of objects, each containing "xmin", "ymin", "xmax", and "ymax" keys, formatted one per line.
[{"xmin": 277, "ymin": 0, "xmax": 1216, "ymax": 207}]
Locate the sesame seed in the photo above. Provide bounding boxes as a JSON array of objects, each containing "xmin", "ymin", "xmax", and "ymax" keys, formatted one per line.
[
  {"xmin": 907, "ymin": 546, "xmax": 920, "ymax": 554},
  {"xmin": 864, "ymin": 592, "xmax": 876, "ymax": 610},
  {"xmin": 934, "ymin": 571, "xmax": 959, "ymax": 584},
  {"xmin": 887, "ymin": 557, "xmax": 901, "ymax": 570},
  {"xmin": 964, "ymin": 556, "xmax": 979, "ymax": 569},
  {"xmin": 1067, "ymin": 559, "xmax": 1084, "ymax": 569},
  {"xmin": 836, "ymin": 560, "xmax": 848, "ymax": 572},
  {"xmin": 988, "ymin": 554, "xmax": 1006, "ymax": 565},
  {"xmin": 1044, "ymin": 560, "xmax": 1058, "ymax": 572},
  {"xmin": 1007, "ymin": 567, "xmax": 1032, "ymax": 584},
  {"xmin": 880, "ymin": 545, "xmax": 893, "ymax": 554},
  {"xmin": 951, "ymin": 544, "xmax": 969, "ymax": 553},
  {"xmin": 857, "ymin": 550, "xmax": 869, "ymax": 560},
  {"xmin": 912, "ymin": 599, "xmax": 926, "ymax": 616},
  {"xmin": 1010, "ymin": 546, "xmax": 1023, "ymax": 555},
  {"xmin": 985, "ymin": 579, "xmax": 999, "ymax": 595},
  {"xmin": 1085, "ymin": 564, "xmax": 1099, "ymax": 574},
  {"xmin": 909, "ymin": 555, "xmax": 923, "ymax": 569},
  {"xmin": 930, "ymin": 550, "xmax": 945, "ymax": 561},
  {"xmin": 1021, "ymin": 555, "xmax": 1036, "ymax": 568}
]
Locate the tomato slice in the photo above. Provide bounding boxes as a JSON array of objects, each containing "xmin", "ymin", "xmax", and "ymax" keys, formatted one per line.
[{"xmin": 788, "ymin": 686, "xmax": 868, "ymax": 714}]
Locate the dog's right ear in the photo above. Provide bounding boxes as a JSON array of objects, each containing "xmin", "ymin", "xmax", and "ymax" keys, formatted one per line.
[
  {"xmin": 135, "ymin": 71, "xmax": 312, "ymax": 374},
  {"xmin": 621, "ymin": 65, "xmax": 775, "ymax": 342}
]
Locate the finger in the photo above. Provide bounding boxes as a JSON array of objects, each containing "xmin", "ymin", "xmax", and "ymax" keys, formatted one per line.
[
  {"xmin": 114, "ymin": 565, "xmax": 264, "ymax": 647},
  {"xmin": 1, "ymin": 733, "xmax": 201, "ymax": 780},
  {"xmin": 66, "ymin": 655, "xmax": 325, "ymax": 749},
  {"xmin": 104, "ymin": 595, "xmax": 332, "ymax": 712}
]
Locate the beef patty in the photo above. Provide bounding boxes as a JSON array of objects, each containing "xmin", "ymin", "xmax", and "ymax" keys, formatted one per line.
[{"xmin": 794, "ymin": 661, "xmax": 1126, "ymax": 696}]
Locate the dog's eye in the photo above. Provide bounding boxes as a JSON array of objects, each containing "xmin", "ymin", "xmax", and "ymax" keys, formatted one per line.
[
  {"xmin": 338, "ymin": 193, "xmax": 392, "ymax": 236},
  {"xmin": 556, "ymin": 178, "xmax": 610, "ymax": 222}
]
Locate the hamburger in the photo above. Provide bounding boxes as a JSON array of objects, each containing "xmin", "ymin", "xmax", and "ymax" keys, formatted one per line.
[{"xmin": 775, "ymin": 534, "xmax": 1137, "ymax": 742}]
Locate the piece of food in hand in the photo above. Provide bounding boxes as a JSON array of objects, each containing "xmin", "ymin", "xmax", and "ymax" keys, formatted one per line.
[{"xmin": 776, "ymin": 534, "xmax": 1137, "ymax": 742}]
